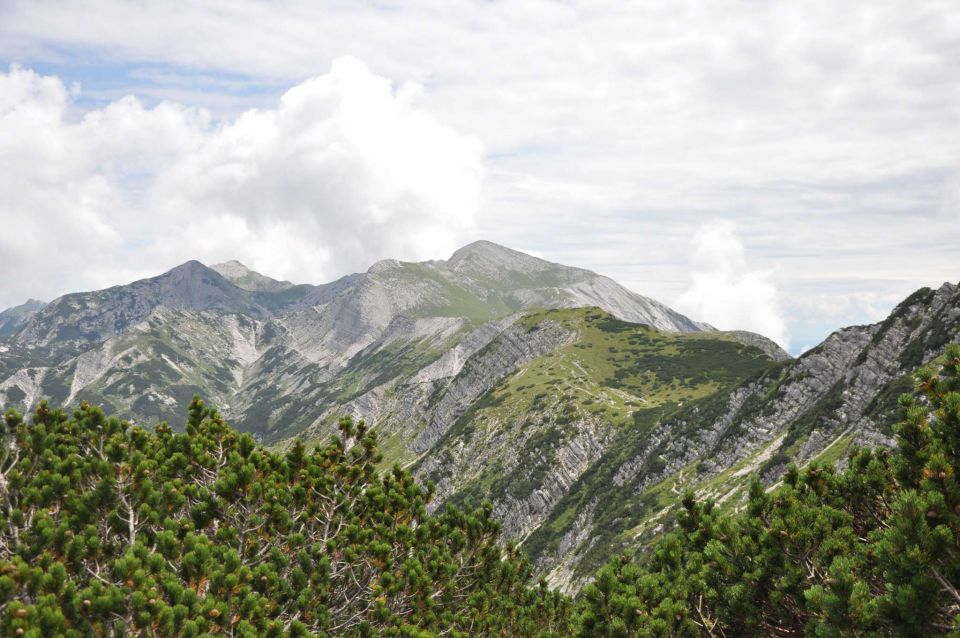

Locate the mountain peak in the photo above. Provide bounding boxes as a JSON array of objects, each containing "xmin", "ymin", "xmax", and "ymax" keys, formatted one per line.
[
  {"xmin": 156, "ymin": 259, "xmax": 241, "ymax": 289},
  {"xmin": 0, "ymin": 298, "xmax": 46, "ymax": 316},
  {"xmin": 213, "ymin": 259, "xmax": 246, "ymax": 270},
  {"xmin": 0, "ymin": 298, "xmax": 47, "ymax": 340},
  {"xmin": 210, "ymin": 260, "xmax": 294, "ymax": 292},
  {"xmin": 447, "ymin": 240, "xmax": 534, "ymax": 265},
  {"xmin": 444, "ymin": 240, "xmax": 587, "ymax": 281},
  {"xmin": 162, "ymin": 259, "xmax": 216, "ymax": 279},
  {"xmin": 367, "ymin": 258, "xmax": 402, "ymax": 275}
]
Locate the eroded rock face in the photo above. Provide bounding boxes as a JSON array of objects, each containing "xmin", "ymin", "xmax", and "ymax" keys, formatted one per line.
[
  {"xmin": 530, "ymin": 283, "xmax": 960, "ymax": 593},
  {"xmin": 632, "ymin": 284, "xmax": 957, "ymax": 488},
  {"xmin": 412, "ymin": 319, "xmax": 579, "ymax": 454},
  {"xmin": 492, "ymin": 417, "xmax": 612, "ymax": 541}
]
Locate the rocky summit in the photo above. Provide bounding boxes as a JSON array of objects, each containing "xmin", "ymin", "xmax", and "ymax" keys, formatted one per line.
[{"xmin": 0, "ymin": 241, "xmax": 957, "ymax": 592}]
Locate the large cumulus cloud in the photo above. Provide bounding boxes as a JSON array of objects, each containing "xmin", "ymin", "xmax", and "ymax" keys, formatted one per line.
[
  {"xmin": 675, "ymin": 221, "xmax": 789, "ymax": 349},
  {"xmin": 0, "ymin": 59, "xmax": 483, "ymax": 307}
]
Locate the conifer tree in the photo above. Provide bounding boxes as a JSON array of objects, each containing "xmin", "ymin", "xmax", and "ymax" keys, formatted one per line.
[
  {"xmin": 5, "ymin": 343, "xmax": 960, "ymax": 636},
  {"xmin": 0, "ymin": 397, "xmax": 572, "ymax": 637},
  {"xmin": 578, "ymin": 343, "xmax": 960, "ymax": 637}
]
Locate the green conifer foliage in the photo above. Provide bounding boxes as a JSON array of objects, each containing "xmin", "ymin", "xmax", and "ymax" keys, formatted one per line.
[
  {"xmin": 0, "ymin": 397, "xmax": 571, "ymax": 637},
  {"xmin": 6, "ymin": 344, "xmax": 960, "ymax": 637},
  {"xmin": 578, "ymin": 343, "xmax": 960, "ymax": 637}
]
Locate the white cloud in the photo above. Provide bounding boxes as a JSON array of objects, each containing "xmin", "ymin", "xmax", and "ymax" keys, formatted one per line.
[
  {"xmin": 0, "ymin": 60, "xmax": 483, "ymax": 306},
  {"xmin": 674, "ymin": 221, "xmax": 789, "ymax": 349},
  {"xmin": 0, "ymin": 1, "xmax": 958, "ymax": 349},
  {"xmin": 803, "ymin": 291, "xmax": 907, "ymax": 323},
  {"xmin": 943, "ymin": 169, "xmax": 960, "ymax": 218}
]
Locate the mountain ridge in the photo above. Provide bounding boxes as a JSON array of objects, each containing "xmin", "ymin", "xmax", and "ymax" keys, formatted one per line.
[
  {"xmin": 0, "ymin": 298, "xmax": 46, "ymax": 340},
  {"xmin": 524, "ymin": 280, "xmax": 960, "ymax": 590},
  {"xmin": 0, "ymin": 241, "xmax": 730, "ymax": 433},
  {"xmin": 0, "ymin": 242, "xmax": 767, "ymax": 354}
]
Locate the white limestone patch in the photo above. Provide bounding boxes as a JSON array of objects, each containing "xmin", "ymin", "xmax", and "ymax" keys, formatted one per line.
[
  {"xmin": 0, "ymin": 367, "xmax": 50, "ymax": 408},
  {"xmin": 67, "ymin": 340, "xmax": 138, "ymax": 406}
]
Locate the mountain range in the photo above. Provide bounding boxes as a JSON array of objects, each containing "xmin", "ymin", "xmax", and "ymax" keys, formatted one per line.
[{"xmin": 1, "ymin": 240, "xmax": 957, "ymax": 592}]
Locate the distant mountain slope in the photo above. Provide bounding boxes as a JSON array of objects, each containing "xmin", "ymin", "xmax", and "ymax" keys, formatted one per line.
[
  {"xmin": 0, "ymin": 298, "xmax": 45, "ymax": 340},
  {"xmin": 0, "ymin": 241, "xmax": 719, "ymax": 430},
  {"xmin": 13, "ymin": 261, "xmax": 273, "ymax": 363}
]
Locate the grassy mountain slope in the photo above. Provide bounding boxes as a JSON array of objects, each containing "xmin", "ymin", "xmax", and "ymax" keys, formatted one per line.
[{"xmin": 411, "ymin": 307, "xmax": 779, "ymax": 588}]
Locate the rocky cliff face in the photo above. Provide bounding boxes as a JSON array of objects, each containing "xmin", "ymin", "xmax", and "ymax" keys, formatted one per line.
[{"xmin": 522, "ymin": 282, "xmax": 960, "ymax": 592}]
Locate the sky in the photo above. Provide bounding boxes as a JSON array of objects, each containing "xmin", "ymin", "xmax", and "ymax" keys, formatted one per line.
[{"xmin": 1, "ymin": 1, "xmax": 958, "ymax": 354}]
